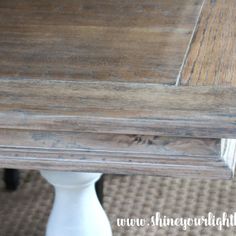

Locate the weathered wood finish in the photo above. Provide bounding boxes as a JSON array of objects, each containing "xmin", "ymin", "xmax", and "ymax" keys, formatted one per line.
[
  {"xmin": 181, "ymin": 0, "xmax": 236, "ymax": 86},
  {"xmin": 0, "ymin": 0, "xmax": 235, "ymax": 179},
  {"xmin": 0, "ymin": 79, "xmax": 236, "ymax": 138},
  {"xmin": 0, "ymin": 129, "xmax": 231, "ymax": 179},
  {"xmin": 180, "ymin": 0, "xmax": 236, "ymax": 176},
  {"xmin": 0, "ymin": 130, "xmax": 221, "ymax": 157},
  {"xmin": 2, "ymin": 0, "xmax": 234, "ymax": 140},
  {"xmin": 0, "ymin": 0, "xmax": 203, "ymax": 85}
]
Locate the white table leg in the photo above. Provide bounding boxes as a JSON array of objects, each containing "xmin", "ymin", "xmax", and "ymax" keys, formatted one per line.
[{"xmin": 40, "ymin": 170, "xmax": 112, "ymax": 236}]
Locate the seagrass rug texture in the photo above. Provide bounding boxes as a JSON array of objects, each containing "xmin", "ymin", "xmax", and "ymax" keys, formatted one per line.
[{"xmin": 0, "ymin": 171, "xmax": 235, "ymax": 236}]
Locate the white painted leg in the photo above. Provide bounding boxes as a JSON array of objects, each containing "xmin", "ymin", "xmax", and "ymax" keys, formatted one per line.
[{"xmin": 40, "ymin": 171, "xmax": 112, "ymax": 236}]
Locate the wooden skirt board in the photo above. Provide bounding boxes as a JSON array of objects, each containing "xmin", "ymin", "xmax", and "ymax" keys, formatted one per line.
[
  {"xmin": 0, "ymin": 0, "xmax": 235, "ymax": 179},
  {"xmin": 0, "ymin": 129, "xmax": 230, "ymax": 179}
]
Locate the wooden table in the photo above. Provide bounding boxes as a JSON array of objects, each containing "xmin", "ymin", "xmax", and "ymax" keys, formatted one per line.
[{"xmin": 0, "ymin": 0, "xmax": 236, "ymax": 235}]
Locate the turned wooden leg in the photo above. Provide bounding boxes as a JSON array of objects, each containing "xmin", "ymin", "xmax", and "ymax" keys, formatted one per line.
[
  {"xmin": 3, "ymin": 169, "xmax": 20, "ymax": 191},
  {"xmin": 40, "ymin": 171, "xmax": 112, "ymax": 236}
]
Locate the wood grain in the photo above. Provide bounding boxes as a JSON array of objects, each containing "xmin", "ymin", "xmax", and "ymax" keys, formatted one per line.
[
  {"xmin": 0, "ymin": 130, "xmax": 220, "ymax": 157},
  {"xmin": 181, "ymin": 0, "xmax": 236, "ymax": 86},
  {"xmin": 0, "ymin": 129, "xmax": 230, "ymax": 179},
  {"xmin": 180, "ymin": 0, "xmax": 236, "ymax": 177},
  {"xmin": 0, "ymin": 79, "xmax": 236, "ymax": 138},
  {"xmin": 0, "ymin": 0, "xmax": 235, "ymax": 179},
  {"xmin": 0, "ymin": 0, "xmax": 203, "ymax": 84}
]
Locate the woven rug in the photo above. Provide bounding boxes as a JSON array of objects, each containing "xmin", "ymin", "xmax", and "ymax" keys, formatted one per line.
[{"xmin": 0, "ymin": 171, "xmax": 235, "ymax": 236}]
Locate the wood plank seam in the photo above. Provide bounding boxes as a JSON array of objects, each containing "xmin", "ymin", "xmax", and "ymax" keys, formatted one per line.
[{"xmin": 175, "ymin": 0, "xmax": 206, "ymax": 86}]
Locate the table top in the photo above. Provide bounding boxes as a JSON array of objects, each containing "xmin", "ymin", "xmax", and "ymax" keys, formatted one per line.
[
  {"xmin": 0, "ymin": 0, "xmax": 236, "ymax": 179},
  {"xmin": 0, "ymin": 0, "xmax": 235, "ymax": 139},
  {"xmin": 0, "ymin": 0, "xmax": 202, "ymax": 85}
]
